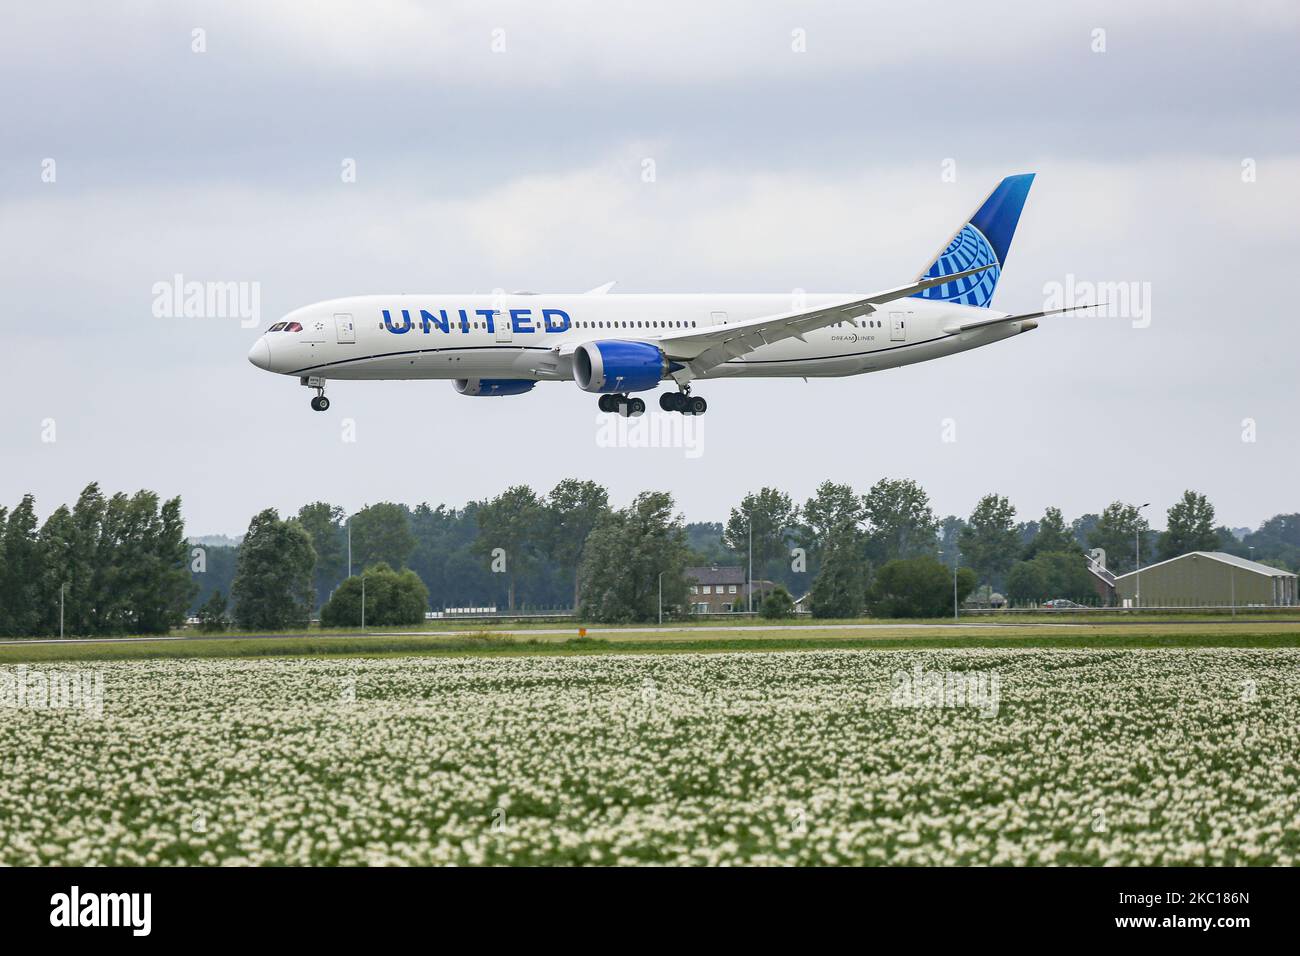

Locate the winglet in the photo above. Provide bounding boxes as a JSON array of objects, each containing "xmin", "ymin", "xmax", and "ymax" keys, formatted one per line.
[{"xmin": 585, "ymin": 281, "xmax": 617, "ymax": 295}]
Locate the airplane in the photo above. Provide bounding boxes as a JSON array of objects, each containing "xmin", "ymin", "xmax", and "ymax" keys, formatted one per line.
[{"xmin": 248, "ymin": 173, "xmax": 1085, "ymax": 415}]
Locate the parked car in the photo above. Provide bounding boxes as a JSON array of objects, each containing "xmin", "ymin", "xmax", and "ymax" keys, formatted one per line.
[{"xmin": 1041, "ymin": 599, "xmax": 1086, "ymax": 609}]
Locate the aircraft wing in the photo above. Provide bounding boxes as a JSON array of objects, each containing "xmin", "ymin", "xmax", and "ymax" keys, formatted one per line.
[{"xmin": 656, "ymin": 265, "xmax": 994, "ymax": 380}]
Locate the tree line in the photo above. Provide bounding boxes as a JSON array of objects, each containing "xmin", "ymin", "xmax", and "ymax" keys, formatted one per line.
[
  {"xmin": 195, "ymin": 480, "xmax": 1299, "ymax": 630},
  {"xmin": 2, "ymin": 480, "xmax": 1295, "ymax": 636},
  {"xmin": 0, "ymin": 484, "xmax": 193, "ymax": 637}
]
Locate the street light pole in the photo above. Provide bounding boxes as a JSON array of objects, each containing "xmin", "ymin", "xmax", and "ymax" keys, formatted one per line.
[
  {"xmin": 347, "ymin": 517, "xmax": 353, "ymax": 579},
  {"xmin": 747, "ymin": 515, "xmax": 753, "ymax": 614},
  {"xmin": 1135, "ymin": 502, "xmax": 1151, "ymax": 608},
  {"xmin": 953, "ymin": 558, "xmax": 959, "ymax": 621},
  {"xmin": 60, "ymin": 583, "xmax": 66, "ymax": 639},
  {"xmin": 941, "ymin": 549, "xmax": 959, "ymax": 620},
  {"xmin": 361, "ymin": 574, "xmax": 366, "ymax": 630},
  {"xmin": 658, "ymin": 571, "xmax": 665, "ymax": 625}
]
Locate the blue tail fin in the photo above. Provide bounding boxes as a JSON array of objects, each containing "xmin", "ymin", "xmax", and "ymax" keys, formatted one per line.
[{"xmin": 911, "ymin": 173, "xmax": 1035, "ymax": 308}]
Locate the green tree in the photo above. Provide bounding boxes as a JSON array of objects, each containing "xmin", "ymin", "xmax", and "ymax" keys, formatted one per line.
[
  {"xmin": 0, "ymin": 506, "xmax": 6, "ymax": 629},
  {"xmin": 35, "ymin": 504, "xmax": 78, "ymax": 635},
  {"xmin": 189, "ymin": 543, "xmax": 239, "ymax": 617},
  {"xmin": 958, "ymin": 493, "xmax": 1019, "ymax": 589},
  {"xmin": 685, "ymin": 521, "xmax": 729, "ymax": 565},
  {"xmin": 230, "ymin": 509, "xmax": 316, "ymax": 630},
  {"xmin": 475, "ymin": 485, "xmax": 545, "ymax": 611},
  {"xmin": 862, "ymin": 478, "xmax": 939, "ymax": 563},
  {"xmin": 808, "ymin": 523, "xmax": 868, "ymax": 619},
  {"xmin": 760, "ymin": 584, "xmax": 795, "ymax": 619},
  {"xmin": 407, "ymin": 503, "xmax": 496, "ymax": 611},
  {"xmin": 349, "ymin": 502, "xmax": 416, "ymax": 571},
  {"xmin": 1022, "ymin": 506, "xmax": 1078, "ymax": 560},
  {"xmin": 1, "ymin": 485, "xmax": 190, "ymax": 636},
  {"xmin": 197, "ymin": 590, "xmax": 229, "ymax": 632},
  {"xmin": 543, "ymin": 479, "xmax": 610, "ymax": 610},
  {"xmin": 1071, "ymin": 513, "xmax": 1101, "ymax": 549},
  {"xmin": 577, "ymin": 492, "xmax": 690, "ymax": 623},
  {"xmin": 1005, "ymin": 560, "xmax": 1047, "ymax": 606},
  {"xmin": 723, "ymin": 488, "xmax": 797, "ymax": 599},
  {"xmin": 797, "ymin": 481, "xmax": 863, "ymax": 556},
  {"xmin": 938, "ymin": 515, "xmax": 966, "ymax": 565},
  {"xmin": 0, "ymin": 496, "xmax": 43, "ymax": 636},
  {"xmin": 1006, "ymin": 551, "xmax": 1097, "ymax": 606},
  {"xmin": 1241, "ymin": 514, "xmax": 1300, "ymax": 571},
  {"xmin": 1158, "ymin": 490, "xmax": 1219, "ymax": 560},
  {"xmin": 297, "ymin": 502, "xmax": 347, "ymax": 609},
  {"xmin": 1086, "ymin": 502, "xmax": 1151, "ymax": 575},
  {"xmin": 63, "ymin": 484, "xmax": 109, "ymax": 634},
  {"xmin": 869, "ymin": 556, "xmax": 976, "ymax": 619},
  {"xmin": 131, "ymin": 493, "xmax": 195, "ymax": 634},
  {"xmin": 320, "ymin": 563, "xmax": 429, "ymax": 627}
]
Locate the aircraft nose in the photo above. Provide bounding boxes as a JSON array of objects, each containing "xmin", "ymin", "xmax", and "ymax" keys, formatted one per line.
[{"xmin": 248, "ymin": 337, "xmax": 271, "ymax": 370}]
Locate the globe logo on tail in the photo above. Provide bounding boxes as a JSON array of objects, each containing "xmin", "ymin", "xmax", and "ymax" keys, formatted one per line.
[{"xmin": 915, "ymin": 223, "xmax": 1001, "ymax": 308}]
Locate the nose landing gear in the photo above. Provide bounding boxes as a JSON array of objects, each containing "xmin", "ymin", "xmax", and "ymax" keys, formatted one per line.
[{"xmin": 302, "ymin": 376, "xmax": 330, "ymax": 412}]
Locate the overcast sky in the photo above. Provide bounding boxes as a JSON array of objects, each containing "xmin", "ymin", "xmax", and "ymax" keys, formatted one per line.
[{"xmin": 1, "ymin": 0, "xmax": 1297, "ymax": 536}]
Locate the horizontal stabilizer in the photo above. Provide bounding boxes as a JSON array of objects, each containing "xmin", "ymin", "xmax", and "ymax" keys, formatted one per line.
[{"xmin": 942, "ymin": 301, "xmax": 1100, "ymax": 335}]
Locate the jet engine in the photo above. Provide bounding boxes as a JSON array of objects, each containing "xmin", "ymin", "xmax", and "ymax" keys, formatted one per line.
[
  {"xmin": 454, "ymin": 378, "xmax": 536, "ymax": 397},
  {"xmin": 572, "ymin": 340, "xmax": 668, "ymax": 393}
]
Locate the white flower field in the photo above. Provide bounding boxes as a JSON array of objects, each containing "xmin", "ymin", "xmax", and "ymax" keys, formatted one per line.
[{"xmin": 2, "ymin": 648, "xmax": 1298, "ymax": 866}]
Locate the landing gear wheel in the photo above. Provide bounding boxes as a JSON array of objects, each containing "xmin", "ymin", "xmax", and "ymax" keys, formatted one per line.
[
  {"xmin": 310, "ymin": 396, "xmax": 330, "ymax": 412},
  {"xmin": 598, "ymin": 394, "xmax": 616, "ymax": 413},
  {"xmin": 659, "ymin": 392, "xmax": 678, "ymax": 412},
  {"xmin": 628, "ymin": 397, "xmax": 646, "ymax": 416},
  {"xmin": 687, "ymin": 395, "xmax": 707, "ymax": 415}
]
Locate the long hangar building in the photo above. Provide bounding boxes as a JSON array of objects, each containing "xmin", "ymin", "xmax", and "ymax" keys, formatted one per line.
[{"xmin": 1114, "ymin": 552, "xmax": 1298, "ymax": 607}]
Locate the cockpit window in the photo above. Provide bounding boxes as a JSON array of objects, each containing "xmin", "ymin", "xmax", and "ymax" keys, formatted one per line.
[
  {"xmin": 268, "ymin": 322, "xmax": 287, "ymax": 332},
  {"xmin": 285, "ymin": 322, "xmax": 303, "ymax": 332}
]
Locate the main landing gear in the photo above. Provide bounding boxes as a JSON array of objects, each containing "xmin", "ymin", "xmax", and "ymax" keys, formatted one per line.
[
  {"xmin": 596, "ymin": 387, "xmax": 707, "ymax": 416},
  {"xmin": 303, "ymin": 377, "xmax": 330, "ymax": 412},
  {"xmin": 598, "ymin": 393, "xmax": 645, "ymax": 416},
  {"xmin": 659, "ymin": 390, "xmax": 707, "ymax": 415}
]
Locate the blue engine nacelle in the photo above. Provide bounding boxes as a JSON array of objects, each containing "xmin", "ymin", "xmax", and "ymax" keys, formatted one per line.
[
  {"xmin": 454, "ymin": 378, "xmax": 536, "ymax": 397},
  {"xmin": 573, "ymin": 340, "xmax": 667, "ymax": 393}
]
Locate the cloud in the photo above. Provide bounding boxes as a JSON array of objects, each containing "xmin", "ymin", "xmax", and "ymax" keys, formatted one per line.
[{"xmin": 1, "ymin": 2, "xmax": 1297, "ymax": 532}]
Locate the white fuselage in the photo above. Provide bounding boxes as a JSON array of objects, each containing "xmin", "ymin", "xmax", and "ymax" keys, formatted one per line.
[{"xmin": 249, "ymin": 293, "xmax": 1034, "ymax": 385}]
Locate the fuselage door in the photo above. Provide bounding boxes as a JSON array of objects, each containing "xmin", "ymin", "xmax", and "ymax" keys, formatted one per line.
[
  {"xmin": 334, "ymin": 313, "xmax": 355, "ymax": 344},
  {"xmin": 710, "ymin": 311, "xmax": 728, "ymax": 326},
  {"xmin": 495, "ymin": 310, "xmax": 512, "ymax": 343},
  {"xmin": 890, "ymin": 311, "xmax": 908, "ymax": 342}
]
